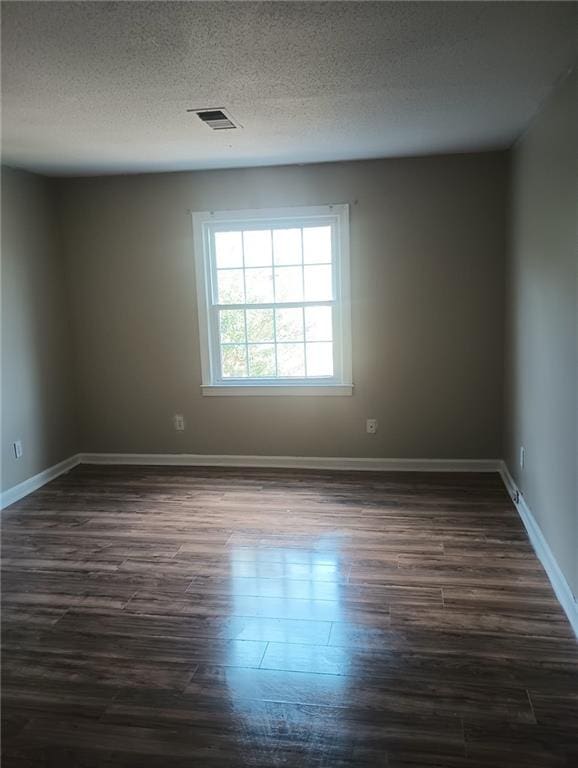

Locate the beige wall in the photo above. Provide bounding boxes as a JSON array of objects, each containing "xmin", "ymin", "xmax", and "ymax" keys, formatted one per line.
[
  {"xmin": 57, "ymin": 152, "xmax": 507, "ymax": 459},
  {"xmin": 504, "ymin": 68, "xmax": 578, "ymax": 596},
  {"xmin": 1, "ymin": 167, "xmax": 77, "ymax": 491}
]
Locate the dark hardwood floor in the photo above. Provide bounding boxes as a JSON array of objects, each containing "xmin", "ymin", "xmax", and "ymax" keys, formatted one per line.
[{"xmin": 2, "ymin": 465, "xmax": 577, "ymax": 767}]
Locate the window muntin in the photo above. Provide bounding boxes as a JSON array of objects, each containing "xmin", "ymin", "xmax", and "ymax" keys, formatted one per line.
[{"xmin": 193, "ymin": 206, "xmax": 351, "ymax": 391}]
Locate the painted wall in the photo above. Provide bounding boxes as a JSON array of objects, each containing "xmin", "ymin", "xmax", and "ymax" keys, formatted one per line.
[
  {"xmin": 504, "ymin": 68, "xmax": 578, "ymax": 596},
  {"xmin": 57, "ymin": 152, "xmax": 508, "ymax": 460},
  {"xmin": 1, "ymin": 167, "xmax": 77, "ymax": 491}
]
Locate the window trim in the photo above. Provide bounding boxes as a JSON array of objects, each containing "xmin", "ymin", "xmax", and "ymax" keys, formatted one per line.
[{"xmin": 192, "ymin": 204, "xmax": 352, "ymax": 396}]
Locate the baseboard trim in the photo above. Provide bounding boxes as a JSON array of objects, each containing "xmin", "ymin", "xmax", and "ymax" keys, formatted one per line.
[
  {"xmin": 0, "ymin": 454, "xmax": 81, "ymax": 511},
  {"xmin": 80, "ymin": 453, "xmax": 501, "ymax": 473},
  {"xmin": 499, "ymin": 461, "xmax": 578, "ymax": 638},
  {"xmin": 0, "ymin": 453, "xmax": 503, "ymax": 509}
]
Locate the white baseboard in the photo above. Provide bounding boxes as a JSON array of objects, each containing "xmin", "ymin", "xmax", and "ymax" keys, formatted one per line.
[
  {"xmin": 80, "ymin": 453, "xmax": 501, "ymax": 473},
  {"xmin": 0, "ymin": 454, "xmax": 81, "ymax": 511},
  {"xmin": 0, "ymin": 453, "xmax": 503, "ymax": 510},
  {"xmin": 499, "ymin": 461, "xmax": 578, "ymax": 638}
]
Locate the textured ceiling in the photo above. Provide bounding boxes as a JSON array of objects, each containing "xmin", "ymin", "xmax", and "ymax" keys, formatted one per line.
[{"xmin": 1, "ymin": 1, "xmax": 577, "ymax": 176}]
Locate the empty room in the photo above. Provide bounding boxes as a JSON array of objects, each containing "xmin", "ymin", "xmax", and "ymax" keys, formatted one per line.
[{"xmin": 1, "ymin": 1, "xmax": 577, "ymax": 766}]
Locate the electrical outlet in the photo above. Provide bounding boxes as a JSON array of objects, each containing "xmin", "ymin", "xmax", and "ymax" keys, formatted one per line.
[
  {"xmin": 173, "ymin": 414, "xmax": 185, "ymax": 432},
  {"xmin": 520, "ymin": 446, "xmax": 525, "ymax": 470},
  {"xmin": 366, "ymin": 419, "xmax": 378, "ymax": 434},
  {"xmin": 13, "ymin": 440, "xmax": 23, "ymax": 459}
]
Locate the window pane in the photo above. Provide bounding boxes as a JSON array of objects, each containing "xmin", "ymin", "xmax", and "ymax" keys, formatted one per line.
[
  {"xmin": 304, "ymin": 265, "xmax": 332, "ymax": 301},
  {"xmin": 243, "ymin": 230, "xmax": 272, "ymax": 267},
  {"xmin": 274, "ymin": 266, "xmax": 303, "ymax": 302},
  {"xmin": 306, "ymin": 342, "xmax": 333, "ymax": 376},
  {"xmin": 246, "ymin": 309, "xmax": 274, "ymax": 343},
  {"xmin": 218, "ymin": 269, "xmax": 245, "ymax": 304},
  {"xmin": 222, "ymin": 345, "xmax": 247, "ymax": 377},
  {"xmin": 245, "ymin": 268, "xmax": 274, "ymax": 304},
  {"xmin": 220, "ymin": 309, "xmax": 246, "ymax": 343},
  {"xmin": 248, "ymin": 344, "xmax": 276, "ymax": 377},
  {"xmin": 276, "ymin": 307, "xmax": 304, "ymax": 341},
  {"xmin": 273, "ymin": 229, "xmax": 302, "ymax": 265},
  {"xmin": 215, "ymin": 231, "xmax": 242, "ymax": 269},
  {"xmin": 277, "ymin": 343, "xmax": 305, "ymax": 377},
  {"xmin": 303, "ymin": 226, "xmax": 331, "ymax": 264},
  {"xmin": 305, "ymin": 306, "xmax": 332, "ymax": 341}
]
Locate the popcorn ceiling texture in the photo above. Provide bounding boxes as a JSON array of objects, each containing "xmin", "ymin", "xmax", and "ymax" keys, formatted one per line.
[{"xmin": 1, "ymin": 1, "xmax": 576, "ymax": 176}]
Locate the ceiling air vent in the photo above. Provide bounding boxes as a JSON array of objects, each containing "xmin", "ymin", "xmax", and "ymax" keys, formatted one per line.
[{"xmin": 188, "ymin": 108, "xmax": 238, "ymax": 130}]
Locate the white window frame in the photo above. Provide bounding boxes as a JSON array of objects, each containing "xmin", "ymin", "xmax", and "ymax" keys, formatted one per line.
[{"xmin": 192, "ymin": 204, "xmax": 352, "ymax": 396}]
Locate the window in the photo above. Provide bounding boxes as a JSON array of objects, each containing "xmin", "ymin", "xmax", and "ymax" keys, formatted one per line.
[{"xmin": 193, "ymin": 205, "xmax": 352, "ymax": 395}]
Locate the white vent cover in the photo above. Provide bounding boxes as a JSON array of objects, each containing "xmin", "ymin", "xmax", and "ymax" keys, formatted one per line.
[{"xmin": 188, "ymin": 108, "xmax": 238, "ymax": 130}]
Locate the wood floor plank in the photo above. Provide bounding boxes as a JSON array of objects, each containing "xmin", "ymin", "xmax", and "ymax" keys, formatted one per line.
[
  {"xmin": 185, "ymin": 664, "xmax": 536, "ymax": 723},
  {"xmin": 2, "ymin": 464, "xmax": 577, "ymax": 767}
]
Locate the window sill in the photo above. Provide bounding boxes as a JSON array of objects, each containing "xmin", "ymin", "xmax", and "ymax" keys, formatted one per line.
[{"xmin": 201, "ymin": 384, "xmax": 353, "ymax": 397}]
